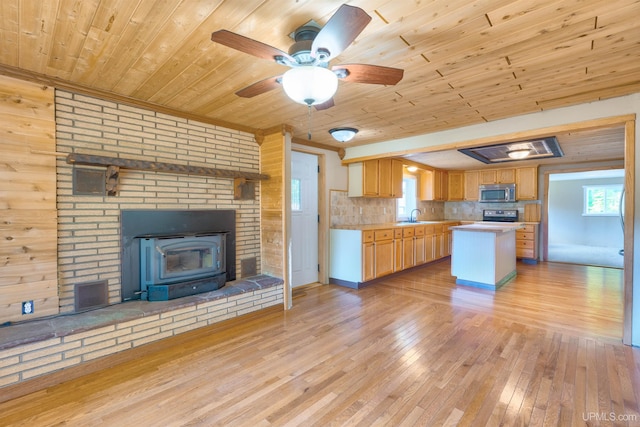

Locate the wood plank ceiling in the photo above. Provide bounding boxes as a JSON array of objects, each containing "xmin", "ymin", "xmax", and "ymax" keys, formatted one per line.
[{"xmin": 0, "ymin": 0, "xmax": 637, "ymax": 167}]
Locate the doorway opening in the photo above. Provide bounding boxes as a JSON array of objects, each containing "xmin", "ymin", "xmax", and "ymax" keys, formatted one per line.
[{"xmin": 547, "ymin": 169, "xmax": 624, "ymax": 269}]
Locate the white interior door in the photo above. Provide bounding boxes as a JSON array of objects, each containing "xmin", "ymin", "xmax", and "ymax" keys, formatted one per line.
[{"xmin": 291, "ymin": 151, "xmax": 319, "ymax": 287}]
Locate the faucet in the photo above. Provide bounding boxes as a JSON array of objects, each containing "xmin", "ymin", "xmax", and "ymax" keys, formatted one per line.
[{"xmin": 410, "ymin": 208, "xmax": 421, "ymax": 223}]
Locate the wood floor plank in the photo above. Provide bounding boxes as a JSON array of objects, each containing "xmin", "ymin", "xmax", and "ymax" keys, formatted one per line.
[{"xmin": 0, "ymin": 261, "xmax": 638, "ymax": 426}]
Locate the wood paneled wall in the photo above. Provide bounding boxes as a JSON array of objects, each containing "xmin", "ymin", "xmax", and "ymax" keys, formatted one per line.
[
  {"xmin": 259, "ymin": 130, "xmax": 287, "ymax": 286},
  {"xmin": 0, "ymin": 75, "xmax": 58, "ymax": 323}
]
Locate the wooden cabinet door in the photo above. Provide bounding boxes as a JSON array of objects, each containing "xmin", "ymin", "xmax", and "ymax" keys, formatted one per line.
[
  {"xmin": 479, "ymin": 169, "xmax": 497, "ymax": 184},
  {"xmin": 464, "ymin": 171, "xmax": 479, "ymax": 200},
  {"xmin": 362, "ymin": 242, "xmax": 375, "ymax": 281},
  {"xmin": 374, "ymin": 239, "xmax": 394, "ymax": 278},
  {"xmin": 363, "ymin": 159, "xmax": 379, "ymax": 196},
  {"xmin": 447, "ymin": 171, "xmax": 464, "ymax": 201},
  {"xmin": 377, "ymin": 159, "xmax": 392, "ymax": 197},
  {"xmin": 391, "ymin": 159, "xmax": 403, "ymax": 198},
  {"xmin": 424, "ymin": 234, "xmax": 435, "ymax": 262},
  {"xmin": 402, "ymin": 237, "xmax": 415, "ymax": 269},
  {"xmin": 419, "ymin": 170, "xmax": 434, "ymax": 200},
  {"xmin": 414, "ymin": 235, "xmax": 426, "ymax": 265},
  {"xmin": 434, "ymin": 170, "xmax": 448, "ymax": 201},
  {"xmin": 496, "ymin": 168, "xmax": 515, "ymax": 183},
  {"xmin": 434, "ymin": 234, "xmax": 444, "ymax": 259},
  {"xmin": 516, "ymin": 167, "xmax": 538, "ymax": 200},
  {"xmin": 394, "ymin": 237, "xmax": 403, "ymax": 272}
]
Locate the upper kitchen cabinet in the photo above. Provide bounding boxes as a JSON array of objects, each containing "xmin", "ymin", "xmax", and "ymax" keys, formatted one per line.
[
  {"xmin": 516, "ymin": 166, "xmax": 538, "ymax": 200},
  {"xmin": 348, "ymin": 159, "xmax": 403, "ymax": 198},
  {"xmin": 420, "ymin": 169, "xmax": 448, "ymax": 201},
  {"xmin": 479, "ymin": 168, "xmax": 515, "ymax": 184},
  {"xmin": 463, "ymin": 171, "xmax": 479, "ymax": 201},
  {"xmin": 447, "ymin": 171, "xmax": 464, "ymax": 201}
]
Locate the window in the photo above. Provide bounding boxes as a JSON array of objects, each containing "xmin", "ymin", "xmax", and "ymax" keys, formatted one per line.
[
  {"xmin": 291, "ymin": 178, "xmax": 301, "ymax": 211},
  {"xmin": 397, "ymin": 176, "xmax": 417, "ymax": 220},
  {"xmin": 583, "ymin": 184, "xmax": 623, "ymax": 216}
]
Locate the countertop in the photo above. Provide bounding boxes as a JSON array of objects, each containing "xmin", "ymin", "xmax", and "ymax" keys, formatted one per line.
[
  {"xmin": 449, "ymin": 223, "xmax": 526, "ymax": 233},
  {"xmin": 332, "ymin": 220, "xmax": 460, "ymax": 231},
  {"xmin": 331, "ymin": 220, "xmax": 537, "ymax": 231}
]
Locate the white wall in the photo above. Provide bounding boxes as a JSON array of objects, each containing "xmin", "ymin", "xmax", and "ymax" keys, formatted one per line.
[
  {"xmin": 549, "ymin": 177, "xmax": 624, "ymax": 247},
  {"xmin": 343, "ymin": 92, "xmax": 640, "ymax": 346}
]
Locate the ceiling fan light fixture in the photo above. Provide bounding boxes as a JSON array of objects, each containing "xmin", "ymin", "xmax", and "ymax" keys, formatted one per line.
[
  {"xmin": 282, "ymin": 66, "xmax": 338, "ymax": 106},
  {"xmin": 507, "ymin": 148, "xmax": 531, "ymax": 159},
  {"xmin": 329, "ymin": 127, "xmax": 358, "ymax": 142}
]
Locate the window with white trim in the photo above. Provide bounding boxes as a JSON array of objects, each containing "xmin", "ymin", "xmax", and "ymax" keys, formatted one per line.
[
  {"xmin": 583, "ymin": 184, "xmax": 623, "ymax": 216},
  {"xmin": 397, "ymin": 176, "xmax": 417, "ymax": 221}
]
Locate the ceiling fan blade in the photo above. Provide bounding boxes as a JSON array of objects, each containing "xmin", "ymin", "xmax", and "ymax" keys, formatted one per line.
[
  {"xmin": 311, "ymin": 5, "xmax": 372, "ymax": 61},
  {"xmin": 235, "ymin": 75, "xmax": 282, "ymax": 98},
  {"xmin": 333, "ymin": 64, "xmax": 404, "ymax": 85},
  {"xmin": 314, "ymin": 98, "xmax": 335, "ymax": 110},
  {"xmin": 211, "ymin": 30, "xmax": 295, "ymax": 63}
]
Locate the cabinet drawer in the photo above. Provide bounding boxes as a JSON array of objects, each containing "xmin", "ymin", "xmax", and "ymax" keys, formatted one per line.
[
  {"xmin": 433, "ymin": 224, "xmax": 443, "ymax": 233},
  {"xmin": 402, "ymin": 227, "xmax": 415, "ymax": 238},
  {"xmin": 423, "ymin": 224, "xmax": 435, "ymax": 234},
  {"xmin": 517, "ymin": 248, "xmax": 535, "ymax": 258},
  {"xmin": 521, "ymin": 224, "xmax": 536, "ymax": 233},
  {"xmin": 414, "ymin": 226, "xmax": 425, "ymax": 236},
  {"xmin": 516, "ymin": 240, "xmax": 534, "ymax": 249},
  {"xmin": 394, "ymin": 228, "xmax": 403, "ymax": 239},
  {"xmin": 375, "ymin": 229, "xmax": 394, "ymax": 241},
  {"xmin": 362, "ymin": 230, "xmax": 374, "ymax": 243},
  {"xmin": 516, "ymin": 232, "xmax": 535, "ymax": 241}
]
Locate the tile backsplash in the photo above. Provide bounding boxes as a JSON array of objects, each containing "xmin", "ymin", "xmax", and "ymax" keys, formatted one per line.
[
  {"xmin": 330, "ymin": 191, "xmax": 446, "ymax": 227},
  {"xmin": 330, "ymin": 190, "xmax": 538, "ymax": 227}
]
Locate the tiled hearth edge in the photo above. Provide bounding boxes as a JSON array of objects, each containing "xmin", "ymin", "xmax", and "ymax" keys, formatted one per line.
[{"xmin": 0, "ymin": 275, "xmax": 283, "ymax": 391}]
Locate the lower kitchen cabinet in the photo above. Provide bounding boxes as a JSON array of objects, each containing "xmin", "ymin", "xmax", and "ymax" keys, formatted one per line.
[
  {"xmin": 414, "ymin": 226, "xmax": 426, "ymax": 265},
  {"xmin": 329, "ymin": 222, "xmax": 458, "ymax": 288},
  {"xmin": 374, "ymin": 229, "xmax": 395, "ymax": 277},
  {"xmin": 362, "ymin": 231, "xmax": 375, "ymax": 282},
  {"xmin": 516, "ymin": 223, "xmax": 539, "ymax": 262},
  {"xmin": 402, "ymin": 227, "xmax": 415, "ymax": 269}
]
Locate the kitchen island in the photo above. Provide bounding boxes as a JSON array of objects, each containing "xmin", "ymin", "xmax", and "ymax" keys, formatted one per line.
[{"xmin": 449, "ymin": 222, "xmax": 524, "ymax": 290}]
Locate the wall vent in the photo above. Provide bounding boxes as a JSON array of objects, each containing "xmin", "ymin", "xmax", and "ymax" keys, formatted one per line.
[
  {"xmin": 75, "ymin": 280, "xmax": 109, "ymax": 311},
  {"xmin": 73, "ymin": 167, "xmax": 105, "ymax": 195}
]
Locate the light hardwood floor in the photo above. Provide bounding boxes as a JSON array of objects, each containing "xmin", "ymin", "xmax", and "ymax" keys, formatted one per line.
[{"xmin": 0, "ymin": 260, "xmax": 638, "ymax": 426}]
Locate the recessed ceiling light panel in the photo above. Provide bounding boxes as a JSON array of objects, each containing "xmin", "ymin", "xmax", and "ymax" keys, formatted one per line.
[{"xmin": 458, "ymin": 136, "xmax": 563, "ymax": 164}]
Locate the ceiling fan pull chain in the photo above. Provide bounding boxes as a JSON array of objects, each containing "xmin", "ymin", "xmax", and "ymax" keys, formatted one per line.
[{"xmin": 307, "ymin": 105, "xmax": 312, "ymax": 140}]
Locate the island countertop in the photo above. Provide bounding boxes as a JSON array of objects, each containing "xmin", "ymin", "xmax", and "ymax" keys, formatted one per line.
[{"xmin": 449, "ymin": 222, "xmax": 525, "ymax": 233}]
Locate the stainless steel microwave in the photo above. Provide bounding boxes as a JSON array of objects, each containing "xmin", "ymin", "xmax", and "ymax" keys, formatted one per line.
[{"xmin": 479, "ymin": 183, "xmax": 516, "ymax": 203}]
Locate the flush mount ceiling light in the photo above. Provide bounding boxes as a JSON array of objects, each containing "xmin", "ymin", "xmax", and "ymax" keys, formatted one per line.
[
  {"xmin": 458, "ymin": 136, "xmax": 563, "ymax": 164},
  {"xmin": 406, "ymin": 166, "xmax": 418, "ymax": 172},
  {"xmin": 329, "ymin": 127, "xmax": 359, "ymax": 142},
  {"xmin": 507, "ymin": 148, "xmax": 531, "ymax": 159},
  {"xmin": 282, "ymin": 66, "xmax": 339, "ymax": 106}
]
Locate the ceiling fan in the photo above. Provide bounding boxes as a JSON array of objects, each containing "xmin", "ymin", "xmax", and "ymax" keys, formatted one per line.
[{"xmin": 210, "ymin": 4, "xmax": 404, "ymax": 110}]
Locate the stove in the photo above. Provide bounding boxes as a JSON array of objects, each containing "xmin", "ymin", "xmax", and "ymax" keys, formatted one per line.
[{"xmin": 482, "ymin": 209, "xmax": 518, "ymax": 222}]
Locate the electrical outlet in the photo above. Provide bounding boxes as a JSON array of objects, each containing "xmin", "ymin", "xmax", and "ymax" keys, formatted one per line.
[
  {"xmin": 359, "ymin": 207, "xmax": 363, "ymax": 214},
  {"xmin": 22, "ymin": 300, "xmax": 34, "ymax": 315},
  {"xmin": 383, "ymin": 207, "xmax": 386, "ymax": 214}
]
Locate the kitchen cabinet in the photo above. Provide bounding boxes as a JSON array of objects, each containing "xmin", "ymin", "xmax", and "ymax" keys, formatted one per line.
[
  {"xmin": 463, "ymin": 171, "xmax": 479, "ymax": 201},
  {"xmin": 516, "ymin": 223, "xmax": 539, "ymax": 262},
  {"xmin": 391, "ymin": 159, "xmax": 403, "ymax": 198},
  {"xmin": 362, "ymin": 230, "xmax": 375, "ymax": 282},
  {"xmin": 393, "ymin": 228, "xmax": 403, "ymax": 272},
  {"xmin": 348, "ymin": 159, "xmax": 403, "ymax": 198},
  {"xmin": 402, "ymin": 227, "xmax": 415, "ymax": 269},
  {"xmin": 414, "ymin": 225, "xmax": 426, "ymax": 265},
  {"xmin": 516, "ymin": 167, "xmax": 538, "ymax": 200},
  {"xmin": 479, "ymin": 168, "xmax": 515, "ymax": 184},
  {"xmin": 374, "ymin": 229, "xmax": 395, "ymax": 277},
  {"xmin": 329, "ymin": 221, "xmax": 457, "ymax": 288},
  {"xmin": 447, "ymin": 171, "xmax": 464, "ymax": 201},
  {"xmin": 420, "ymin": 169, "xmax": 448, "ymax": 201}
]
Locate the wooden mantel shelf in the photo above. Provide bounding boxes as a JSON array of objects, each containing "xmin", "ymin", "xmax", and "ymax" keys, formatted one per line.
[{"xmin": 66, "ymin": 153, "xmax": 269, "ymax": 181}]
